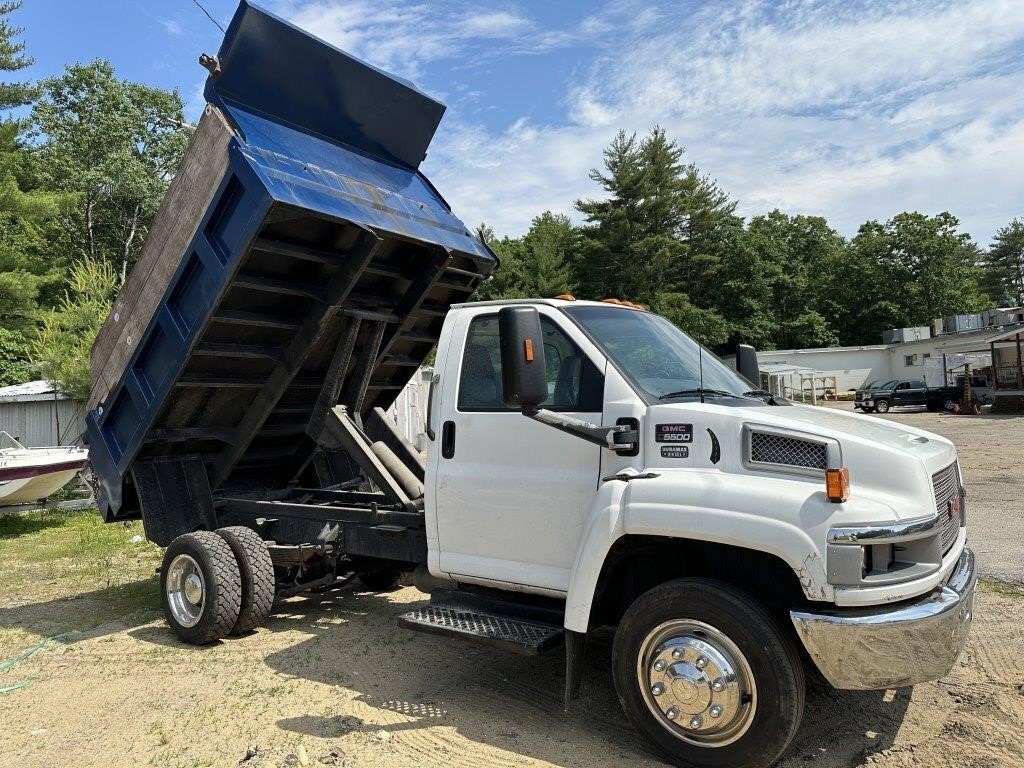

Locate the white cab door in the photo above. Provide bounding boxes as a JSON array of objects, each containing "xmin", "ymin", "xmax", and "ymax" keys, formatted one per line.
[{"xmin": 432, "ymin": 306, "xmax": 604, "ymax": 594}]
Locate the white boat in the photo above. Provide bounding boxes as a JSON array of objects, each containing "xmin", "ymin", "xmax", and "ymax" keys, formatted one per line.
[{"xmin": 0, "ymin": 432, "xmax": 89, "ymax": 506}]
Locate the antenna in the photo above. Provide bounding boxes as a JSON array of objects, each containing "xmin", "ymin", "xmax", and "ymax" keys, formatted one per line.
[{"xmin": 698, "ymin": 345, "xmax": 705, "ymax": 404}]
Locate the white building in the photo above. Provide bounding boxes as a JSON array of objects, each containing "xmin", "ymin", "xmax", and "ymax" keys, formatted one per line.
[
  {"xmin": 0, "ymin": 380, "xmax": 86, "ymax": 447},
  {"xmin": 751, "ymin": 323, "xmax": 1024, "ymax": 396}
]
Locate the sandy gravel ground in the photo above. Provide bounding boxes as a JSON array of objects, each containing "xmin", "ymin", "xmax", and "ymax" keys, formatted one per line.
[{"xmin": 0, "ymin": 407, "xmax": 1021, "ymax": 768}]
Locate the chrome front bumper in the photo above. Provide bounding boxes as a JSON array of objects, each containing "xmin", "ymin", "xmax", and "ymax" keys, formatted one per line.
[{"xmin": 790, "ymin": 547, "xmax": 976, "ymax": 689}]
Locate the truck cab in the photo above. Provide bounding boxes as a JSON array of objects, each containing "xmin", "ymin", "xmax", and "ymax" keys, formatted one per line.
[{"xmin": 413, "ymin": 297, "xmax": 975, "ymax": 767}]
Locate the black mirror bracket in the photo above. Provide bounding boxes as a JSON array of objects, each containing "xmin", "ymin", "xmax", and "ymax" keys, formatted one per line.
[{"xmin": 522, "ymin": 407, "xmax": 639, "ymax": 453}]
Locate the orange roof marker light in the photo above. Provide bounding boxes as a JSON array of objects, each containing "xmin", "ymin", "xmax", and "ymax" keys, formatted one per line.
[
  {"xmin": 554, "ymin": 293, "xmax": 576, "ymax": 301},
  {"xmin": 601, "ymin": 297, "xmax": 646, "ymax": 310}
]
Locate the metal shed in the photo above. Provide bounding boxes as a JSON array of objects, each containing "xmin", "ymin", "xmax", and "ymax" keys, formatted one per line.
[{"xmin": 0, "ymin": 380, "xmax": 86, "ymax": 447}]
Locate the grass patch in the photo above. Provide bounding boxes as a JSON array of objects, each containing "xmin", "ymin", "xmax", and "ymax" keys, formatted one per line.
[{"xmin": 980, "ymin": 579, "xmax": 1024, "ymax": 599}]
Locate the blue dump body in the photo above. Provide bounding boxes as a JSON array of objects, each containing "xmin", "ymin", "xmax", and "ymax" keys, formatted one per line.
[{"xmin": 87, "ymin": 1, "xmax": 496, "ymax": 521}]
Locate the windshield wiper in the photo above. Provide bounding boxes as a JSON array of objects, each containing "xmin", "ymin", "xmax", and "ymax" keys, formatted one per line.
[
  {"xmin": 658, "ymin": 388, "xmax": 743, "ymax": 400},
  {"xmin": 743, "ymin": 388, "xmax": 780, "ymax": 405}
]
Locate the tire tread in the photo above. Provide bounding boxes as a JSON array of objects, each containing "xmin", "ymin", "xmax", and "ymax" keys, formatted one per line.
[{"xmin": 217, "ymin": 526, "xmax": 275, "ymax": 633}]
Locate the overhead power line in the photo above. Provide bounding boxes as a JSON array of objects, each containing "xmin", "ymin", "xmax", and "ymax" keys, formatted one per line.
[{"xmin": 189, "ymin": 0, "xmax": 225, "ymax": 34}]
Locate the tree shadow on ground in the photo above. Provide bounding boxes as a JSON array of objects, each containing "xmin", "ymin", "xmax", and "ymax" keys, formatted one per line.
[
  {"xmin": 0, "ymin": 510, "xmax": 69, "ymax": 539},
  {"xmin": 0, "ymin": 576, "xmax": 161, "ymax": 644},
  {"xmin": 205, "ymin": 585, "xmax": 913, "ymax": 768}
]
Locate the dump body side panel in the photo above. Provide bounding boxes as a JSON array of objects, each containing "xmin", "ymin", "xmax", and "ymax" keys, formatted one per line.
[{"xmin": 86, "ymin": 1, "xmax": 496, "ymax": 523}]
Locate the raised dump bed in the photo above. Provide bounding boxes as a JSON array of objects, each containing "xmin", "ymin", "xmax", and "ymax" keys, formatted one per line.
[{"xmin": 86, "ymin": 1, "xmax": 496, "ymax": 531}]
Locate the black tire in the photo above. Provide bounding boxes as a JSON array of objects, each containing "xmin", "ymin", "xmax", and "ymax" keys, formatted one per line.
[
  {"xmin": 357, "ymin": 568, "xmax": 404, "ymax": 592},
  {"xmin": 874, "ymin": 399, "xmax": 890, "ymax": 413},
  {"xmin": 612, "ymin": 579, "xmax": 804, "ymax": 768},
  {"xmin": 217, "ymin": 526, "xmax": 275, "ymax": 634},
  {"xmin": 161, "ymin": 531, "xmax": 242, "ymax": 645}
]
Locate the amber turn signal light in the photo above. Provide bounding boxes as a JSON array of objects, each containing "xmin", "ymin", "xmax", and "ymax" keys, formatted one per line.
[{"xmin": 825, "ymin": 468, "xmax": 850, "ymax": 503}]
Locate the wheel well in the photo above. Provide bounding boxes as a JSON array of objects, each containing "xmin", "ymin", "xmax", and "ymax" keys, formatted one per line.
[{"xmin": 590, "ymin": 536, "xmax": 809, "ymax": 627}]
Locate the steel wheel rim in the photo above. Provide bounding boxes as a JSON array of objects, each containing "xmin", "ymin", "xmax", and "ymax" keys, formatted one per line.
[
  {"xmin": 166, "ymin": 554, "xmax": 206, "ymax": 628},
  {"xmin": 637, "ymin": 619, "xmax": 757, "ymax": 748}
]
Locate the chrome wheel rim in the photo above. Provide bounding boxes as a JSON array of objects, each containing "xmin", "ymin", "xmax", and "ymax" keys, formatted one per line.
[
  {"xmin": 166, "ymin": 554, "xmax": 205, "ymax": 628},
  {"xmin": 637, "ymin": 619, "xmax": 757, "ymax": 747}
]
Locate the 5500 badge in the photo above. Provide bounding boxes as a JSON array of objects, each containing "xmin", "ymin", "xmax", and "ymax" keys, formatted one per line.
[{"xmin": 655, "ymin": 424, "xmax": 693, "ymax": 443}]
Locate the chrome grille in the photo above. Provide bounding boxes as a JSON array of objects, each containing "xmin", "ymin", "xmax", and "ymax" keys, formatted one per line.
[
  {"xmin": 932, "ymin": 462, "xmax": 963, "ymax": 553},
  {"xmin": 749, "ymin": 432, "xmax": 827, "ymax": 470}
]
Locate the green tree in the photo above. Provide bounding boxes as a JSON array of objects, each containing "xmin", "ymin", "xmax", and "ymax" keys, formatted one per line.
[
  {"xmin": 31, "ymin": 259, "xmax": 119, "ymax": 399},
  {"xmin": 0, "ymin": 0, "xmax": 62, "ymax": 385},
  {"xmin": 474, "ymin": 214, "xmax": 579, "ymax": 301},
  {"xmin": 519, "ymin": 211, "xmax": 577, "ymax": 298},
  {"xmin": 575, "ymin": 127, "xmax": 740, "ymax": 345},
  {"xmin": 474, "ymin": 223, "xmax": 528, "ymax": 301},
  {"xmin": 31, "ymin": 60, "xmax": 190, "ymax": 280},
  {"xmin": 838, "ymin": 212, "xmax": 987, "ymax": 344},
  {"xmin": 983, "ymin": 218, "xmax": 1024, "ymax": 306},
  {"xmin": 0, "ymin": 326, "xmax": 32, "ymax": 386},
  {"xmin": 724, "ymin": 211, "xmax": 843, "ymax": 350},
  {"xmin": 575, "ymin": 129, "xmax": 647, "ymax": 301}
]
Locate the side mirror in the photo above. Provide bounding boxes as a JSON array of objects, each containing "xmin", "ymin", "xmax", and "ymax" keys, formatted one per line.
[
  {"xmin": 736, "ymin": 343, "xmax": 759, "ymax": 385},
  {"xmin": 498, "ymin": 306, "xmax": 548, "ymax": 409}
]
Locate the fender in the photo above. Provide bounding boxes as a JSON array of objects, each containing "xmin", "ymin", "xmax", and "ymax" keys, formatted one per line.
[{"xmin": 563, "ymin": 469, "xmax": 846, "ymax": 633}]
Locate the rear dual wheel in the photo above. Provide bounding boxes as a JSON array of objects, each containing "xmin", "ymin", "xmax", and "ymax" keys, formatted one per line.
[
  {"xmin": 161, "ymin": 527, "xmax": 275, "ymax": 644},
  {"xmin": 613, "ymin": 579, "xmax": 804, "ymax": 768}
]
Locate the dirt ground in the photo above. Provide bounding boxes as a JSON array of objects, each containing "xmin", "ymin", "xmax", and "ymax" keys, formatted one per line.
[{"xmin": 1, "ymin": 408, "xmax": 1022, "ymax": 768}]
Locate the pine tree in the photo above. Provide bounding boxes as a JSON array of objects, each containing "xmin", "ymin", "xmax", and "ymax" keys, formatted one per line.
[
  {"xmin": 575, "ymin": 130, "xmax": 645, "ymax": 301},
  {"xmin": 983, "ymin": 218, "xmax": 1024, "ymax": 306},
  {"xmin": 520, "ymin": 212, "xmax": 577, "ymax": 298}
]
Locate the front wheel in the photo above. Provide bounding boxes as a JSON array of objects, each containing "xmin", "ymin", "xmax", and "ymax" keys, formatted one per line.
[
  {"xmin": 874, "ymin": 399, "xmax": 891, "ymax": 413},
  {"xmin": 612, "ymin": 579, "xmax": 804, "ymax": 768}
]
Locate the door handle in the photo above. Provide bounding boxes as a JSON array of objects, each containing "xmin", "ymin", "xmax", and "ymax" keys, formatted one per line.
[{"xmin": 441, "ymin": 420, "xmax": 456, "ymax": 459}]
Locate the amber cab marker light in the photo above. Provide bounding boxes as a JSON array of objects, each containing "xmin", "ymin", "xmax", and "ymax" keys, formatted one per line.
[
  {"xmin": 826, "ymin": 468, "xmax": 850, "ymax": 503},
  {"xmin": 554, "ymin": 293, "xmax": 576, "ymax": 301}
]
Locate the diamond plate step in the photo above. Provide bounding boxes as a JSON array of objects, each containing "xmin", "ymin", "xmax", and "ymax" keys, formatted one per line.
[{"xmin": 398, "ymin": 603, "xmax": 564, "ymax": 655}]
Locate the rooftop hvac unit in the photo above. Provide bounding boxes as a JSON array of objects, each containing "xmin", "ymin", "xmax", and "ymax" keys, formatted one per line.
[
  {"xmin": 883, "ymin": 326, "xmax": 932, "ymax": 344},
  {"xmin": 944, "ymin": 314, "xmax": 985, "ymax": 334}
]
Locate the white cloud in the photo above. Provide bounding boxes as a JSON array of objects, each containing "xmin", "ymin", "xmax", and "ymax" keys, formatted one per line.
[
  {"xmin": 273, "ymin": 0, "xmax": 1024, "ymax": 245},
  {"xmin": 159, "ymin": 18, "xmax": 184, "ymax": 36}
]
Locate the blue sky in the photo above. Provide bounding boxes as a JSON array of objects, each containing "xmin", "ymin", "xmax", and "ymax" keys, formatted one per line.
[{"xmin": 18, "ymin": 1, "xmax": 1024, "ymax": 244}]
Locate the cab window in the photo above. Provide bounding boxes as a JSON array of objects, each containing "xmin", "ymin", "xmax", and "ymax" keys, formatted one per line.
[{"xmin": 457, "ymin": 314, "xmax": 603, "ymax": 412}]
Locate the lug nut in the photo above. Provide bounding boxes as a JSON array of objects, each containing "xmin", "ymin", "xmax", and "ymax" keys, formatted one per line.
[
  {"xmin": 671, "ymin": 648, "xmax": 682, "ymax": 660},
  {"xmin": 666, "ymin": 707, "xmax": 678, "ymax": 720},
  {"xmin": 695, "ymin": 655, "xmax": 708, "ymax": 670},
  {"xmin": 689, "ymin": 715, "xmax": 702, "ymax": 729},
  {"xmin": 711, "ymin": 678, "xmax": 725, "ymax": 692},
  {"xmin": 709, "ymin": 705, "xmax": 723, "ymax": 719},
  {"xmin": 651, "ymin": 683, "xmax": 665, "ymax": 696},
  {"xmin": 653, "ymin": 659, "xmax": 667, "ymax": 672}
]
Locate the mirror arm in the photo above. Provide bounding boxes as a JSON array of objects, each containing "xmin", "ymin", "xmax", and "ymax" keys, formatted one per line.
[{"xmin": 522, "ymin": 407, "xmax": 638, "ymax": 452}]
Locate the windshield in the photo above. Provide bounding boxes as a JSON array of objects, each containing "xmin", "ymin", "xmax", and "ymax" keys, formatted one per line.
[
  {"xmin": 864, "ymin": 380, "xmax": 896, "ymax": 389},
  {"xmin": 564, "ymin": 306, "xmax": 758, "ymax": 402}
]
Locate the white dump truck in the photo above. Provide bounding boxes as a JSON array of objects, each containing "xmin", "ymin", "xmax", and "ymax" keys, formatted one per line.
[{"xmin": 86, "ymin": 4, "xmax": 976, "ymax": 767}]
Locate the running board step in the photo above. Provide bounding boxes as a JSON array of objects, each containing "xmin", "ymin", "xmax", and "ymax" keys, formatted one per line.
[{"xmin": 398, "ymin": 603, "xmax": 564, "ymax": 655}]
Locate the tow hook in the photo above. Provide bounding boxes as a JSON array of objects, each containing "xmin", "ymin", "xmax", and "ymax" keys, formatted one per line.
[{"xmin": 602, "ymin": 472, "xmax": 660, "ymax": 483}]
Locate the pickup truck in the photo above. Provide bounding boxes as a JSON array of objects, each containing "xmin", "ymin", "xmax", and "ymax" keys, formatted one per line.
[
  {"xmin": 854, "ymin": 378, "xmax": 987, "ymax": 413},
  {"xmin": 85, "ymin": 5, "xmax": 977, "ymax": 768}
]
